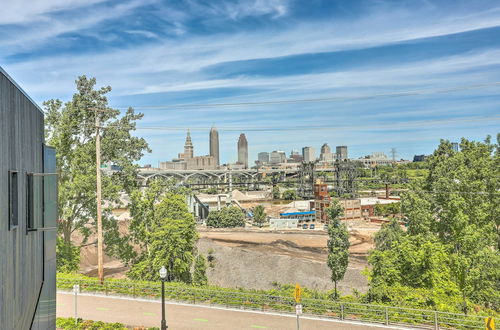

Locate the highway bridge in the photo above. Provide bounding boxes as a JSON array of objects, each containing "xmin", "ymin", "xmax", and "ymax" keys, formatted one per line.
[{"xmin": 138, "ymin": 163, "xmax": 358, "ymax": 197}]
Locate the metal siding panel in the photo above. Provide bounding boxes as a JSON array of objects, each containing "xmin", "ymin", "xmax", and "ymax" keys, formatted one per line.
[{"xmin": 0, "ymin": 70, "xmax": 49, "ymax": 329}]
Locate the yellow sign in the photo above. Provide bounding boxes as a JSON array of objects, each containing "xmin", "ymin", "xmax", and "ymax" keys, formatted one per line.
[
  {"xmin": 294, "ymin": 283, "xmax": 302, "ymax": 303},
  {"xmin": 486, "ymin": 317, "xmax": 495, "ymax": 330}
]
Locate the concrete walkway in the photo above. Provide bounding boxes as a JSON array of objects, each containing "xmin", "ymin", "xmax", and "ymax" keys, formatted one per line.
[{"xmin": 57, "ymin": 292, "xmax": 407, "ymax": 330}]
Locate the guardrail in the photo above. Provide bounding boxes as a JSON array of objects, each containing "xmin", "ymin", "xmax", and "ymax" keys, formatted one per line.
[{"xmin": 57, "ymin": 277, "xmax": 486, "ymax": 329}]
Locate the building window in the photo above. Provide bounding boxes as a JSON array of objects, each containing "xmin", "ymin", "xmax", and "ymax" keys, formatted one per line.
[
  {"xmin": 26, "ymin": 173, "xmax": 45, "ymax": 233},
  {"xmin": 26, "ymin": 173, "xmax": 34, "ymax": 231},
  {"xmin": 8, "ymin": 170, "xmax": 18, "ymax": 230}
]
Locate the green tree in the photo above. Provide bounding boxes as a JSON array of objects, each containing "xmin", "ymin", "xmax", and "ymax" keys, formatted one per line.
[
  {"xmin": 374, "ymin": 202, "xmax": 401, "ymax": 217},
  {"xmin": 272, "ymin": 186, "xmax": 281, "ymax": 199},
  {"xmin": 253, "ymin": 205, "xmax": 267, "ymax": 227},
  {"xmin": 326, "ymin": 201, "xmax": 350, "ymax": 299},
  {"xmin": 56, "ymin": 237, "xmax": 80, "ymax": 273},
  {"xmin": 128, "ymin": 180, "xmax": 198, "ymax": 282},
  {"xmin": 368, "ymin": 136, "xmax": 500, "ymax": 312},
  {"xmin": 206, "ymin": 206, "xmax": 245, "ymax": 228},
  {"xmin": 282, "ymin": 189, "xmax": 298, "ymax": 200},
  {"xmin": 44, "ymin": 76, "xmax": 150, "ymax": 270},
  {"xmin": 193, "ymin": 254, "xmax": 208, "ymax": 286},
  {"xmin": 373, "ymin": 219, "xmax": 404, "ymax": 251}
]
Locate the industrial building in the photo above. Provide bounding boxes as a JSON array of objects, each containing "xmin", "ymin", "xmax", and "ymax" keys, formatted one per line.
[
  {"xmin": 356, "ymin": 152, "xmax": 393, "ymax": 168},
  {"xmin": 1, "ymin": 67, "xmax": 57, "ymax": 329}
]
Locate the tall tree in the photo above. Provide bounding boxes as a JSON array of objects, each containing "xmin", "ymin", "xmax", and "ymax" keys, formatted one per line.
[
  {"xmin": 128, "ymin": 179, "xmax": 198, "ymax": 282},
  {"xmin": 44, "ymin": 76, "xmax": 150, "ymax": 271},
  {"xmin": 253, "ymin": 205, "xmax": 267, "ymax": 227},
  {"xmin": 193, "ymin": 254, "xmax": 208, "ymax": 286},
  {"xmin": 326, "ymin": 200, "xmax": 350, "ymax": 299}
]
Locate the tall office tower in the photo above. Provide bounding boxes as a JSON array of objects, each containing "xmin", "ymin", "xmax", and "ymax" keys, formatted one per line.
[
  {"xmin": 238, "ymin": 133, "xmax": 248, "ymax": 168},
  {"xmin": 258, "ymin": 152, "xmax": 270, "ymax": 163},
  {"xmin": 336, "ymin": 145, "xmax": 348, "ymax": 161},
  {"xmin": 320, "ymin": 143, "xmax": 334, "ymax": 163},
  {"xmin": 451, "ymin": 142, "xmax": 459, "ymax": 152},
  {"xmin": 302, "ymin": 146, "xmax": 316, "ymax": 162},
  {"xmin": 209, "ymin": 126, "xmax": 220, "ymax": 166}
]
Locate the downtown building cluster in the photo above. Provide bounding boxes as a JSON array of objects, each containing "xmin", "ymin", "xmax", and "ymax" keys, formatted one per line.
[
  {"xmin": 256, "ymin": 144, "xmax": 349, "ymax": 167},
  {"xmin": 159, "ymin": 128, "xmax": 249, "ymax": 170}
]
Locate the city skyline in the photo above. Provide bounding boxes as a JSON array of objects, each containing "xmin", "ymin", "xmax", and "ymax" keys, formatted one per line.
[{"xmin": 151, "ymin": 128, "xmax": 418, "ymax": 167}]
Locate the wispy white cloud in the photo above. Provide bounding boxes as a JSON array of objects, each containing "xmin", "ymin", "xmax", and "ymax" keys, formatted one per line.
[
  {"xmin": 0, "ymin": 0, "xmax": 107, "ymax": 25},
  {"xmin": 0, "ymin": 0, "xmax": 156, "ymax": 52},
  {"xmin": 125, "ymin": 30, "xmax": 159, "ymax": 39}
]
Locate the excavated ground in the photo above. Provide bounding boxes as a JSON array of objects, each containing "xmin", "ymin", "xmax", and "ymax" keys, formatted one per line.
[{"xmin": 78, "ymin": 224, "xmax": 377, "ymax": 294}]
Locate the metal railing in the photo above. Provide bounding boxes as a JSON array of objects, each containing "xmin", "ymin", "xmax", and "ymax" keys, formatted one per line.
[{"xmin": 57, "ymin": 277, "xmax": 486, "ymax": 329}]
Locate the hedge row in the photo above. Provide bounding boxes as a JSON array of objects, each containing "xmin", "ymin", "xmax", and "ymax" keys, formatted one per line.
[{"xmin": 56, "ymin": 317, "xmax": 160, "ymax": 330}]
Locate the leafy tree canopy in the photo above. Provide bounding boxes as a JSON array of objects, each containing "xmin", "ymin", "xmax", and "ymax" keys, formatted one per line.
[
  {"xmin": 253, "ymin": 205, "xmax": 267, "ymax": 227},
  {"xmin": 207, "ymin": 206, "xmax": 245, "ymax": 228},
  {"xmin": 282, "ymin": 189, "xmax": 298, "ymax": 200},
  {"xmin": 128, "ymin": 179, "xmax": 198, "ymax": 282},
  {"xmin": 368, "ymin": 136, "xmax": 500, "ymax": 312},
  {"xmin": 44, "ymin": 76, "xmax": 150, "ymax": 270}
]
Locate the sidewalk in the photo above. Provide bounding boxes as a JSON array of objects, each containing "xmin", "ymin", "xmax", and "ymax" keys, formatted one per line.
[{"xmin": 57, "ymin": 292, "xmax": 402, "ymax": 330}]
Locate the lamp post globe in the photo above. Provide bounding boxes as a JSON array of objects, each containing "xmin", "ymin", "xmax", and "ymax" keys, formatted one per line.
[
  {"xmin": 159, "ymin": 266, "xmax": 167, "ymax": 280},
  {"xmin": 159, "ymin": 266, "xmax": 168, "ymax": 330}
]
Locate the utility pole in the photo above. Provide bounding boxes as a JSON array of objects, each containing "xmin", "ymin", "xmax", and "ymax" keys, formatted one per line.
[
  {"xmin": 390, "ymin": 148, "xmax": 397, "ymax": 163},
  {"xmin": 94, "ymin": 108, "xmax": 104, "ymax": 284}
]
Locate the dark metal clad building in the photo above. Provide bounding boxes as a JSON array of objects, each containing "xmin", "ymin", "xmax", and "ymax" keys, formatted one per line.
[{"xmin": 0, "ymin": 67, "xmax": 57, "ymax": 329}]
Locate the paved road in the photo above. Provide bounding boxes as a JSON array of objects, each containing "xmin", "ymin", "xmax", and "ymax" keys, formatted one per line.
[{"xmin": 57, "ymin": 293, "xmax": 402, "ymax": 330}]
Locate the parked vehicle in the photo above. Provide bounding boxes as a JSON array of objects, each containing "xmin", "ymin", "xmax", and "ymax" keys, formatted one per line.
[
  {"xmin": 310, "ymin": 224, "xmax": 315, "ymax": 229},
  {"xmin": 302, "ymin": 224, "xmax": 308, "ymax": 229}
]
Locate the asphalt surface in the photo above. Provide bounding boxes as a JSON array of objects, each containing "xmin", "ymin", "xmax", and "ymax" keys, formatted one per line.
[{"xmin": 57, "ymin": 292, "xmax": 401, "ymax": 330}]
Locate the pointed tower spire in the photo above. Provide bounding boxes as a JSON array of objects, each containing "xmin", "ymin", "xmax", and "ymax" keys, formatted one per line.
[{"xmin": 183, "ymin": 129, "xmax": 193, "ymax": 159}]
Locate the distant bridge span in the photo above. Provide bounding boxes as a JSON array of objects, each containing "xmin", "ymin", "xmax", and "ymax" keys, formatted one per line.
[{"xmin": 137, "ymin": 168, "xmax": 301, "ymax": 185}]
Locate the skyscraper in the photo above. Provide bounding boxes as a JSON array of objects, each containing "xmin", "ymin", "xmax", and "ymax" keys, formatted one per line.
[
  {"xmin": 302, "ymin": 146, "xmax": 316, "ymax": 162},
  {"xmin": 237, "ymin": 133, "xmax": 248, "ymax": 168},
  {"xmin": 209, "ymin": 126, "xmax": 219, "ymax": 166},
  {"xmin": 320, "ymin": 143, "xmax": 334, "ymax": 163},
  {"xmin": 336, "ymin": 145, "xmax": 348, "ymax": 161}
]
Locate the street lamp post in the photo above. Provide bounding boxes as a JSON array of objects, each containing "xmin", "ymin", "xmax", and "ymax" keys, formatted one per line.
[{"xmin": 159, "ymin": 266, "xmax": 168, "ymax": 330}]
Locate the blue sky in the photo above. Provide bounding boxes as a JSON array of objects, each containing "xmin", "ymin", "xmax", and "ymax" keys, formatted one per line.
[{"xmin": 1, "ymin": 0, "xmax": 499, "ymax": 165}]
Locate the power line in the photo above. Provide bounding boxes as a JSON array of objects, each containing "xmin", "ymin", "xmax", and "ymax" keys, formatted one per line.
[
  {"xmin": 113, "ymin": 82, "xmax": 500, "ymax": 110},
  {"xmin": 95, "ymin": 115, "xmax": 500, "ymax": 132}
]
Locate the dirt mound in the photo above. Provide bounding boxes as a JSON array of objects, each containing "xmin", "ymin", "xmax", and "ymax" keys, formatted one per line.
[{"xmin": 198, "ymin": 237, "xmax": 368, "ymax": 294}]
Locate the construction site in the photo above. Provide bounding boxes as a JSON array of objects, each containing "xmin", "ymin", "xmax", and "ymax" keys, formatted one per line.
[{"xmin": 79, "ymin": 162, "xmax": 402, "ymax": 294}]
